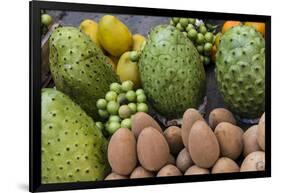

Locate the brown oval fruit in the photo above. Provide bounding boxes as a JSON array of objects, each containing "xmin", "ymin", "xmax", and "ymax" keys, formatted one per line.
[
  {"xmin": 137, "ymin": 127, "xmax": 170, "ymax": 171},
  {"xmin": 157, "ymin": 164, "xmax": 182, "ymax": 177},
  {"xmin": 189, "ymin": 120, "xmax": 220, "ymax": 168},
  {"xmin": 257, "ymin": 113, "xmax": 265, "ymax": 151},
  {"xmin": 130, "ymin": 166, "xmax": 154, "ymax": 178},
  {"xmin": 184, "ymin": 165, "xmax": 210, "ymax": 175},
  {"xmin": 108, "ymin": 128, "xmax": 137, "ymax": 175},
  {"xmin": 211, "ymin": 157, "xmax": 239, "ymax": 174},
  {"xmin": 164, "ymin": 126, "xmax": 184, "ymax": 155},
  {"xmin": 181, "ymin": 108, "xmax": 204, "ymax": 151},
  {"xmin": 214, "ymin": 122, "xmax": 243, "ymax": 160},
  {"xmin": 105, "ymin": 172, "xmax": 128, "ymax": 180},
  {"xmin": 176, "ymin": 148, "xmax": 193, "ymax": 173},
  {"xmin": 132, "ymin": 112, "xmax": 162, "ymax": 138},
  {"xmin": 209, "ymin": 108, "xmax": 236, "ymax": 129},
  {"xmin": 243, "ymin": 125, "xmax": 261, "ymax": 157},
  {"xmin": 240, "ymin": 151, "xmax": 265, "ymax": 172}
]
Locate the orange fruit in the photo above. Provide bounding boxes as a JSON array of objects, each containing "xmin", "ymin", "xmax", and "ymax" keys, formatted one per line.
[
  {"xmin": 221, "ymin": 21, "xmax": 242, "ymax": 34},
  {"xmin": 244, "ymin": 22, "xmax": 265, "ymax": 36}
]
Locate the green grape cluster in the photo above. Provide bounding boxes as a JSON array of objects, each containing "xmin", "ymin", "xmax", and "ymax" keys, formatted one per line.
[
  {"xmin": 170, "ymin": 17, "xmax": 216, "ymax": 66},
  {"xmin": 96, "ymin": 80, "xmax": 149, "ymax": 135}
]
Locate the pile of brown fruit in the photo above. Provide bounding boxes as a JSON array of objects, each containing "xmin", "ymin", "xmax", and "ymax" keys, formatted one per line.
[{"xmin": 105, "ymin": 108, "xmax": 265, "ymax": 179}]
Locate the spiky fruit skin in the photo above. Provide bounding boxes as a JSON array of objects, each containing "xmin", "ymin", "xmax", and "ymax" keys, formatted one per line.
[
  {"xmin": 41, "ymin": 88, "xmax": 109, "ymax": 183},
  {"xmin": 216, "ymin": 26, "xmax": 265, "ymax": 118},
  {"xmin": 139, "ymin": 25, "xmax": 206, "ymax": 119},
  {"xmin": 49, "ymin": 26, "xmax": 118, "ymax": 119}
]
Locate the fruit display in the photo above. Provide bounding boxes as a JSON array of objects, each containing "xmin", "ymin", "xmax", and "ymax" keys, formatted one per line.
[
  {"xmin": 98, "ymin": 15, "xmax": 133, "ymax": 56},
  {"xmin": 41, "ymin": 88, "xmax": 109, "ymax": 183},
  {"xmin": 215, "ymin": 26, "xmax": 265, "ymax": 118},
  {"xmin": 49, "ymin": 26, "xmax": 118, "ymax": 120},
  {"xmin": 40, "ymin": 11, "xmax": 267, "ymax": 184},
  {"xmin": 104, "ymin": 109, "xmax": 265, "ymax": 179},
  {"xmin": 96, "ymin": 80, "xmax": 149, "ymax": 135},
  {"xmin": 170, "ymin": 17, "xmax": 218, "ymax": 66},
  {"xmin": 137, "ymin": 24, "xmax": 206, "ymax": 119}
]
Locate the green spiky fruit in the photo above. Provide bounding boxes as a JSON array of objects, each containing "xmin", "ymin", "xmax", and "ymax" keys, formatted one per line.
[
  {"xmin": 139, "ymin": 25, "xmax": 206, "ymax": 118},
  {"xmin": 49, "ymin": 26, "xmax": 118, "ymax": 120},
  {"xmin": 215, "ymin": 26, "xmax": 265, "ymax": 118},
  {"xmin": 41, "ymin": 88, "xmax": 109, "ymax": 183}
]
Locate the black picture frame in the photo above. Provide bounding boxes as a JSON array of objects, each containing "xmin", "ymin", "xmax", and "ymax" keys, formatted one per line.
[{"xmin": 29, "ymin": 1, "xmax": 271, "ymax": 192}]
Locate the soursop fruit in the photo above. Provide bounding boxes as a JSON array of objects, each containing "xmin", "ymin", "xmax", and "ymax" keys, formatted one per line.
[
  {"xmin": 41, "ymin": 88, "xmax": 109, "ymax": 183},
  {"xmin": 49, "ymin": 26, "xmax": 118, "ymax": 120},
  {"xmin": 215, "ymin": 26, "xmax": 265, "ymax": 118},
  {"xmin": 138, "ymin": 25, "xmax": 206, "ymax": 119}
]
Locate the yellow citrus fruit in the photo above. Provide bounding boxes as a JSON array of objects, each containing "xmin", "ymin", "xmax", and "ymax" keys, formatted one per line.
[
  {"xmin": 79, "ymin": 19, "xmax": 100, "ymax": 47},
  {"xmin": 132, "ymin": 34, "xmax": 146, "ymax": 51},
  {"xmin": 244, "ymin": 22, "xmax": 265, "ymax": 36},
  {"xmin": 222, "ymin": 21, "xmax": 242, "ymax": 34},
  {"xmin": 116, "ymin": 51, "xmax": 141, "ymax": 88},
  {"xmin": 98, "ymin": 15, "xmax": 133, "ymax": 57}
]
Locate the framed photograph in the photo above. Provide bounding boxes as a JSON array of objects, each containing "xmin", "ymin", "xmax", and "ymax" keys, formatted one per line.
[{"xmin": 29, "ymin": 0, "xmax": 271, "ymax": 192}]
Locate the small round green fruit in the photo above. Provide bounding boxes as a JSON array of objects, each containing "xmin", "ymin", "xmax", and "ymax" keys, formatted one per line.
[
  {"xmin": 122, "ymin": 80, "xmax": 134, "ymax": 91},
  {"xmin": 196, "ymin": 33, "xmax": 205, "ymax": 44},
  {"xmin": 107, "ymin": 101, "xmax": 119, "ymax": 115},
  {"xmin": 121, "ymin": 118, "xmax": 132, "ymax": 129},
  {"xmin": 105, "ymin": 91, "xmax": 118, "ymax": 101},
  {"xmin": 126, "ymin": 90, "xmax": 136, "ymax": 102},
  {"xmin": 137, "ymin": 94, "xmax": 147, "ymax": 103},
  {"xmin": 185, "ymin": 24, "xmax": 194, "ymax": 32},
  {"xmin": 187, "ymin": 28, "xmax": 197, "ymax": 40},
  {"xmin": 179, "ymin": 18, "xmax": 189, "ymax": 27},
  {"xmin": 136, "ymin": 89, "xmax": 144, "ymax": 95},
  {"xmin": 199, "ymin": 25, "xmax": 207, "ymax": 34},
  {"xmin": 118, "ymin": 105, "xmax": 131, "ymax": 119},
  {"xmin": 107, "ymin": 122, "xmax": 121, "ymax": 135},
  {"xmin": 110, "ymin": 82, "xmax": 122, "ymax": 94},
  {"xmin": 128, "ymin": 103, "xmax": 137, "ymax": 114},
  {"xmin": 98, "ymin": 109, "xmax": 109, "ymax": 118},
  {"xmin": 204, "ymin": 32, "xmax": 214, "ymax": 43},
  {"xmin": 109, "ymin": 115, "xmax": 121, "ymax": 123},
  {"xmin": 137, "ymin": 103, "xmax": 149, "ymax": 112},
  {"xmin": 41, "ymin": 14, "xmax": 52, "ymax": 26},
  {"xmin": 204, "ymin": 42, "xmax": 213, "ymax": 52},
  {"xmin": 96, "ymin": 99, "xmax": 107, "ymax": 110}
]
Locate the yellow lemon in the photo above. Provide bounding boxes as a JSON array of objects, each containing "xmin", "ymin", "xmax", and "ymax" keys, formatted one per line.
[
  {"xmin": 98, "ymin": 15, "xmax": 133, "ymax": 57},
  {"xmin": 132, "ymin": 34, "xmax": 146, "ymax": 51},
  {"xmin": 117, "ymin": 51, "xmax": 141, "ymax": 88},
  {"xmin": 79, "ymin": 19, "xmax": 100, "ymax": 47}
]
